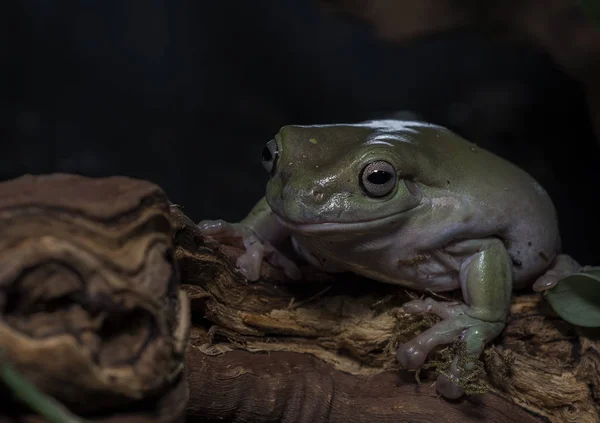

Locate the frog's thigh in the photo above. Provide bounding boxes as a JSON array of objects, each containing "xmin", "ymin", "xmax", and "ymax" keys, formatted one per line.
[
  {"xmin": 397, "ymin": 238, "xmax": 511, "ymax": 369},
  {"xmin": 458, "ymin": 237, "xmax": 512, "ymax": 322}
]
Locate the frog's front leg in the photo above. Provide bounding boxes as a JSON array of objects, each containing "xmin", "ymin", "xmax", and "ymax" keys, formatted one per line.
[
  {"xmin": 197, "ymin": 197, "xmax": 301, "ymax": 281},
  {"xmin": 396, "ymin": 238, "xmax": 511, "ymax": 399}
]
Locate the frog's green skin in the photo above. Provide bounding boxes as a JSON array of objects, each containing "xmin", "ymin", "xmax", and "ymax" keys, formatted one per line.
[{"xmin": 198, "ymin": 120, "xmax": 579, "ymax": 399}]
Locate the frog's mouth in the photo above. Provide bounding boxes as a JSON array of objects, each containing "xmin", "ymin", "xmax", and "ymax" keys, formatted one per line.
[{"xmin": 273, "ymin": 204, "xmax": 421, "ymax": 236}]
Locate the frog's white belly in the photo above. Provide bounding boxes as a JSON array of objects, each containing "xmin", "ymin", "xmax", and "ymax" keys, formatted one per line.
[
  {"xmin": 285, "ymin": 186, "xmax": 559, "ymax": 292},
  {"xmin": 291, "ymin": 234, "xmax": 463, "ymax": 292}
]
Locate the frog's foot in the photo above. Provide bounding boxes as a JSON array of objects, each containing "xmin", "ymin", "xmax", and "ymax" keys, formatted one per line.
[
  {"xmin": 532, "ymin": 254, "xmax": 581, "ymax": 292},
  {"xmin": 397, "ymin": 298, "xmax": 504, "ymax": 399},
  {"xmin": 197, "ymin": 219, "xmax": 301, "ymax": 281}
]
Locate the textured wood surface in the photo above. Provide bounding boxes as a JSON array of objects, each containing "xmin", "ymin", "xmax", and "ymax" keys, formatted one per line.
[
  {"xmin": 0, "ymin": 174, "xmax": 189, "ymax": 422},
  {"xmin": 1, "ymin": 174, "xmax": 599, "ymax": 422}
]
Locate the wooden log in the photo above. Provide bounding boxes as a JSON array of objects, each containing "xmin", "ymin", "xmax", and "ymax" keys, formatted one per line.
[
  {"xmin": 0, "ymin": 174, "xmax": 189, "ymax": 423},
  {"xmin": 1, "ymin": 174, "xmax": 599, "ymax": 423}
]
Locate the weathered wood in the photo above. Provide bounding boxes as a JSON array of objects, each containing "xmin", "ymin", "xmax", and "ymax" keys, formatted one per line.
[
  {"xmin": 184, "ymin": 346, "xmax": 542, "ymax": 423},
  {"xmin": 1, "ymin": 174, "xmax": 599, "ymax": 423},
  {"xmin": 0, "ymin": 174, "xmax": 189, "ymax": 423}
]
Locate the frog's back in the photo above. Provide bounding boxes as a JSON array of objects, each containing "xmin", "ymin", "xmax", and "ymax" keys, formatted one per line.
[{"xmin": 400, "ymin": 121, "xmax": 561, "ymax": 286}]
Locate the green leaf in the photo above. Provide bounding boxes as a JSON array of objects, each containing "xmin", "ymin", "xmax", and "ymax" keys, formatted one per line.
[
  {"xmin": 0, "ymin": 351, "xmax": 88, "ymax": 423},
  {"xmin": 581, "ymin": 0, "xmax": 600, "ymax": 28},
  {"xmin": 546, "ymin": 269, "xmax": 600, "ymax": 327}
]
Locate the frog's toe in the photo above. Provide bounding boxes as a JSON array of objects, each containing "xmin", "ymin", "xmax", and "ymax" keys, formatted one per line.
[
  {"xmin": 236, "ymin": 231, "xmax": 302, "ymax": 281},
  {"xmin": 436, "ymin": 373, "xmax": 465, "ymax": 399},
  {"xmin": 396, "ymin": 317, "xmax": 468, "ymax": 370},
  {"xmin": 197, "ymin": 220, "xmax": 251, "ymax": 247},
  {"xmin": 236, "ymin": 244, "xmax": 264, "ymax": 281},
  {"xmin": 532, "ymin": 273, "xmax": 560, "ymax": 292},
  {"xmin": 396, "ymin": 343, "xmax": 427, "ymax": 369},
  {"xmin": 434, "ymin": 323, "xmax": 501, "ymax": 399},
  {"xmin": 197, "ymin": 219, "xmax": 231, "ymax": 235},
  {"xmin": 533, "ymin": 254, "xmax": 581, "ymax": 292},
  {"xmin": 397, "ymin": 314, "xmax": 504, "ymax": 399},
  {"xmin": 403, "ymin": 297, "xmax": 465, "ymax": 320}
]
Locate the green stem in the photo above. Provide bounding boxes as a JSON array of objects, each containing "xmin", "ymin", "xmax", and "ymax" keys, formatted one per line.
[{"xmin": 0, "ymin": 352, "xmax": 88, "ymax": 423}]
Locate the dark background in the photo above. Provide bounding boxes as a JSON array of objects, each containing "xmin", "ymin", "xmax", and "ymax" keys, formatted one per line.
[{"xmin": 2, "ymin": 1, "xmax": 600, "ymax": 264}]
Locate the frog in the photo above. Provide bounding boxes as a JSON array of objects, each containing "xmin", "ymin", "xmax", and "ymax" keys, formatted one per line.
[{"xmin": 197, "ymin": 119, "xmax": 580, "ymax": 399}]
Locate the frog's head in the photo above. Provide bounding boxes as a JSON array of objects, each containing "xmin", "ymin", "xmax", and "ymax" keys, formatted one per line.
[{"xmin": 262, "ymin": 120, "xmax": 435, "ymax": 234}]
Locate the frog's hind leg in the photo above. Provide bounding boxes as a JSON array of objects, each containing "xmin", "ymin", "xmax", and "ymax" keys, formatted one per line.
[{"xmin": 396, "ymin": 238, "xmax": 511, "ymax": 399}]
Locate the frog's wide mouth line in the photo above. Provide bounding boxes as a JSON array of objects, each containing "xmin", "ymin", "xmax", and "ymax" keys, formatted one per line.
[{"xmin": 273, "ymin": 207, "xmax": 418, "ymax": 235}]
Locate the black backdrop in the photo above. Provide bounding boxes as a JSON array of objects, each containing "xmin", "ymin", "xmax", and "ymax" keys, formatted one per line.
[{"xmin": 2, "ymin": 1, "xmax": 599, "ymax": 264}]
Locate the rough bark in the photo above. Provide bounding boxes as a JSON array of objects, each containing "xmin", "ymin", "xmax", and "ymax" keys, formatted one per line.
[
  {"xmin": 1, "ymin": 174, "xmax": 599, "ymax": 423},
  {"xmin": 318, "ymin": 0, "xmax": 600, "ymax": 143},
  {"xmin": 0, "ymin": 174, "xmax": 190, "ymax": 423}
]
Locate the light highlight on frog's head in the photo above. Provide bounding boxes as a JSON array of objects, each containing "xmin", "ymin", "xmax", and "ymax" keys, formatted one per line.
[{"xmin": 261, "ymin": 120, "xmax": 434, "ymax": 233}]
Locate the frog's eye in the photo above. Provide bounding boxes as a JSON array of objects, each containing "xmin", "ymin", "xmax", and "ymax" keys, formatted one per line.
[
  {"xmin": 261, "ymin": 139, "xmax": 279, "ymax": 175},
  {"xmin": 360, "ymin": 160, "xmax": 397, "ymax": 198}
]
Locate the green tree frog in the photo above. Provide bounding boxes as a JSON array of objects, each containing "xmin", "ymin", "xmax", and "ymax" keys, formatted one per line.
[{"xmin": 198, "ymin": 120, "xmax": 579, "ymax": 399}]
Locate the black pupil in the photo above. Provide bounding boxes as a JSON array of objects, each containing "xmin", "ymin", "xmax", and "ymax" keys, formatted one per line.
[
  {"xmin": 367, "ymin": 170, "xmax": 391, "ymax": 185},
  {"xmin": 262, "ymin": 145, "xmax": 273, "ymax": 162}
]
